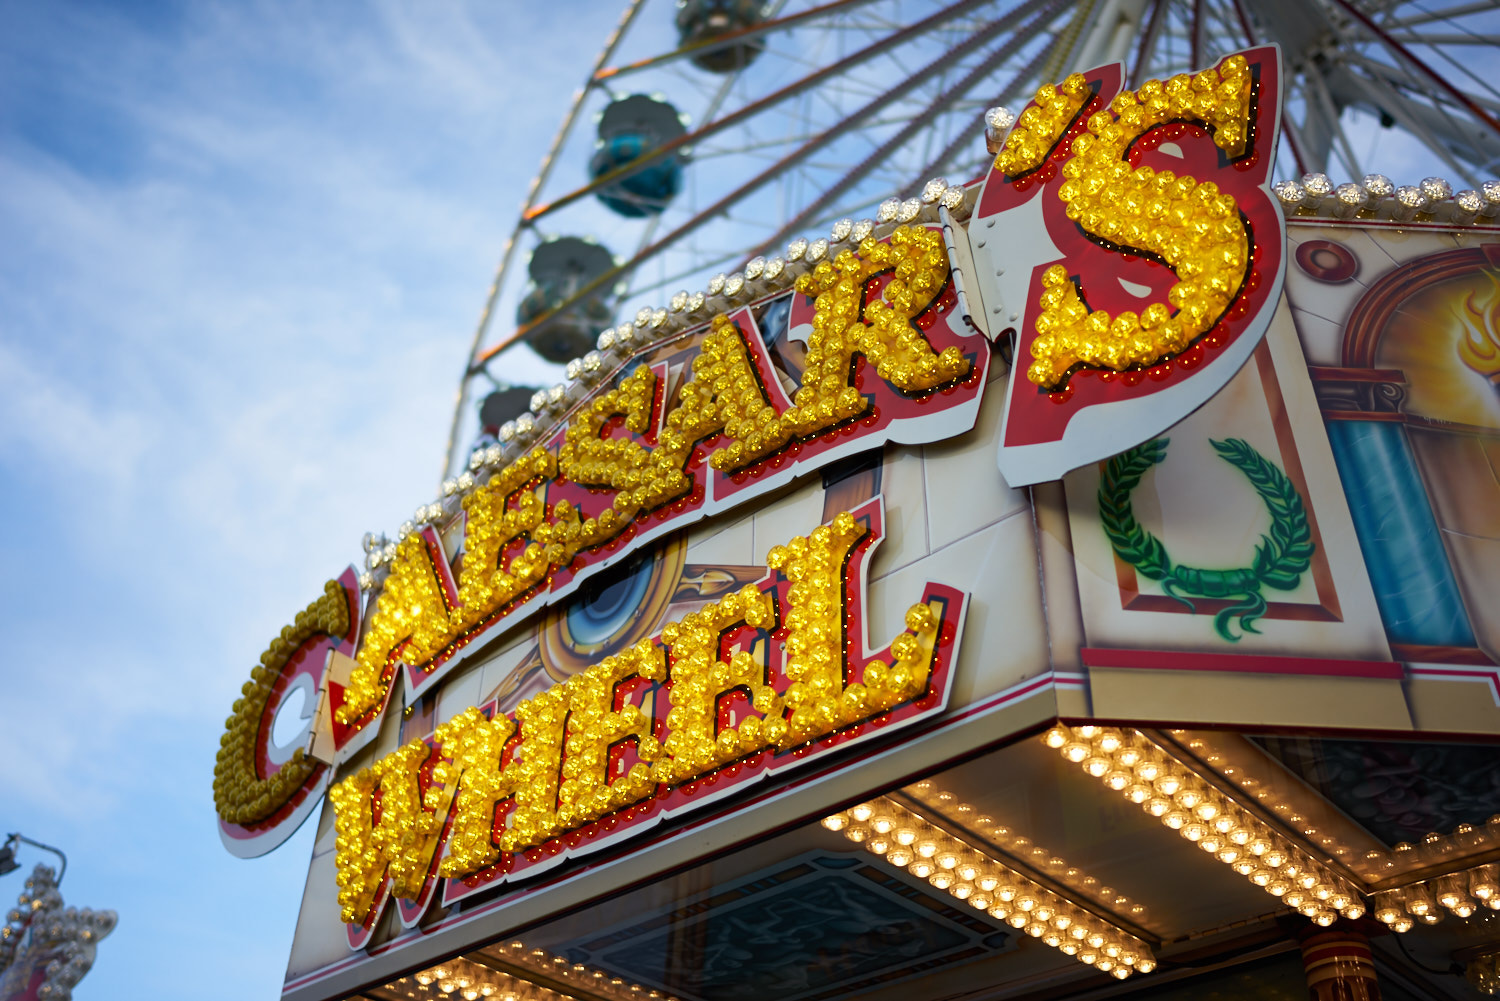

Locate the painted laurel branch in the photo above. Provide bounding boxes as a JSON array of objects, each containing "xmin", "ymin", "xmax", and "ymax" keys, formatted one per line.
[{"xmin": 1098, "ymin": 437, "xmax": 1315, "ymax": 642}]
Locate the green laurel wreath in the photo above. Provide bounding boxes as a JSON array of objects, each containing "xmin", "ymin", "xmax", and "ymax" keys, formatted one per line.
[{"xmin": 1098, "ymin": 437, "xmax": 1316, "ymax": 642}]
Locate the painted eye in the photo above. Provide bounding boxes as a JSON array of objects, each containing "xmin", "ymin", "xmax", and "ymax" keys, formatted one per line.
[
  {"xmin": 566, "ymin": 552, "xmax": 657, "ymax": 648},
  {"xmin": 538, "ymin": 536, "xmax": 687, "ymax": 680}
]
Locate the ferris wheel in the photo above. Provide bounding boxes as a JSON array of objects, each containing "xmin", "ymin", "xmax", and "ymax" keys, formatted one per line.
[{"xmin": 441, "ymin": 0, "xmax": 1500, "ymax": 479}]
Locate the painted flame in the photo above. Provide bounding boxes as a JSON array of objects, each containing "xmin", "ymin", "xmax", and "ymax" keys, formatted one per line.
[{"xmin": 1455, "ymin": 270, "xmax": 1500, "ymax": 383}]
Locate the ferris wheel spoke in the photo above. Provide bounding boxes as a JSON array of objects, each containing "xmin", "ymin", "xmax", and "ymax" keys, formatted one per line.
[
  {"xmin": 897, "ymin": 41, "xmax": 1059, "ymax": 197},
  {"xmin": 1303, "ymin": 71, "xmax": 1366, "ymax": 179},
  {"xmin": 1390, "ymin": 31, "xmax": 1500, "ymax": 45},
  {"xmin": 1412, "ymin": 38, "xmax": 1500, "ymax": 109},
  {"xmin": 1189, "ymin": 0, "xmax": 1205, "ymax": 67},
  {"xmin": 1340, "ymin": 56, "xmax": 1490, "ymax": 183},
  {"xmin": 736, "ymin": 0, "xmax": 1067, "ymax": 262},
  {"xmin": 1377, "ymin": 0, "xmax": 1500, "ymax": 30},
  {"xmin": 522, "ymin": 0, "xmax": 1003, "ymax": 227},
  {"xmin": 593, "ymin": 0, "xmax": 885, "ymax": 82},
  {"xmin": 1325, "ymin": 0, "xmax": 1500, "ymax": 145},
  {"xmin": 1128, "ymin": 0, "xmax": 1170, "ymax": 86},
  {"xmin": 485, "ymin": 3, "xmax": 1054, "ymax": 368},
  {"xmin": 443, "ymin": 0, "xmax": 650, "ymax": 479}
]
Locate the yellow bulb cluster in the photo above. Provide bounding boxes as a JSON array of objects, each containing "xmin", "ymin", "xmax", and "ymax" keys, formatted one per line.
[
  {"xmin": 338, "ymin": 449, "xmax": 554, "ymax": 724},
  {"xmin": 556, "ymin": 364, "xmax": 681, "ymax": 550},
  {"xmin": 558, "ymin": 639, "xmax": 667, "ymax": 828},
  {"xmin": 1372, "ymin": 863, "xmax": 1500, "ymax": 932},
  {"xmin": 456, "ymin": 447, "xmax": 556, "ymax": 626},
  {"xmin": 658, "ymin": 586, "xmax": 784, "ymax": 780},
  {"xmin": 324, "ymin": 231, "xmax": 974, "ymax": 733},
  {"xmin": 1046, "ymin": 725, "xmax": 1366, "ymax": 926},
  {"xmin": 430, "ymin": 707, "xmax": 517, "ymax": 878},
  {"xmin": 331, "ymin": 737, "xmax": 441, "ymax": 923},
  {"xmin": 904, "ymin": 779, "xmax": 1149, "ymax": 921},
  {"xmin": 500, "ymin": 686, "xmax": 570, "ymax": 852},
  {"xmin": 767, "ymin": 512, "xmax": 940, "ymax": 747},
  {"xmin": 327, "ymin": 510, "xmax": 956, "ymax": 909},
  {"xmin": 790, "ymin": 226, "xmax": 968, "ymax": 436},
  {"xmin": 1028, "ymin": 56, "xmax": 1253, "ymax": 389},
  {"xmin": 677, "ymin": 314, "xmax": 791, "ymax": 472},
  {"xmin": 407, "ymin": 945, "xmax": 681, "ymax": 1001},
  {"xmin": 824, "ymin": 796, "xmax": 1155, "ymax": 979},
  {"xmin": 214, "ymin": 578, "xmax": 348, "ymax": 824},
  {"xmin": 994, "ymin": 73, "xmax": 1090, "ymax": 177}
]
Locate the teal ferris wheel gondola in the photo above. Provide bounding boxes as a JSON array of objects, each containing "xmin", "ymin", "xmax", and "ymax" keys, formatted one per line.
[{"xmin": 589, "ymin": 94, "xmax": 690, "ymax": 218}]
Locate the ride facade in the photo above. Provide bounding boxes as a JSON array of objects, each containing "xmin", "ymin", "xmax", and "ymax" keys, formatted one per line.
[{"xmin": 215, "ymin": 3, "xmax": 1500, "ymax": 999}]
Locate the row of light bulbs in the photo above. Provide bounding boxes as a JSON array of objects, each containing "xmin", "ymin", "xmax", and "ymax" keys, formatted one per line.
[
  {"xmin": 486, "ymin": 940, "xmax": 677, "ymax": 1001},
  {"xmin": 823, "ymin": 797, "xmax": 1157, "ymax": 979},
  {"xmin": 1045, "ymin": 725, "xmax": 1366, "ymax": 928},
  {"xmin": 392, "ymin": 949, "xmax": 674, "ymax": 1001},
  {"xmin": 1275, "ymin": 171, "xmax": 1500, "ymax": 224},
  {"xmin": 902, "ymin": 780, "xmax": 1149, "ymax": 922},
  {"xmin": 356, "ymin": 177, "xmax": 976, "ymax": 594},
  {"xmin": 1372, "ymin": 863, "xmax": 1500, "ymax": 932}
]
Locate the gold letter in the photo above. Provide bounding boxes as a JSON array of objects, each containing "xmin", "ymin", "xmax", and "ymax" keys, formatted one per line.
[
  {"xmin": 787, "ymin": 226, "xmax": 968, "ymax": 437},
  {"xmin": 656, "ymin": 586, "xmax": 783, "ymax": 783},
  {"xmin": 1031, "ymin": 57, "xmax": 1253, "ymax": 388}
]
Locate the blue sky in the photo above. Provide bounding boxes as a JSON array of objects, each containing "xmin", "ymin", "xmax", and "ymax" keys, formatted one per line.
[
  {"xmin": 0, "ymin": 2, "xmax": 604, "ymax": 997},
  {"xmin": 0, "ymin": 2, "xmax": 1489, "ymax": 999}
]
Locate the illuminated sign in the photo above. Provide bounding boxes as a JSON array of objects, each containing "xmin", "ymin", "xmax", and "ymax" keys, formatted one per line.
[
  {"xmin": 215, "ymin": 49, "xmax": 1292, "ymax": 901},
  {"xmin": 330, "ymin": 498, "xmax": 966, "ymax": 945},
  {"xmin": 974, "ymin": 47, "xmax": 1286, "ymax": 485},
  {"xmin": 216, "ymin": 223, "xmax": 990, "ymax": 857}
]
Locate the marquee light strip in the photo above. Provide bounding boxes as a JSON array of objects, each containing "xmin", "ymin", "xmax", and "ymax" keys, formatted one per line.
[
  {"xmin": 1045, "ymin": 725, "xmax": 1366, "ymax": 926},
  {"xmin": 1372, "ymin": 862, "xmax": 1500, "ymax": 933},
  {"xmin": 392, "ymin": 950, "xmax": 676, "ymax": 1001},
  {"xmin": 903, "ymin": 780, "xmax": 1151, "ymax": 923},
  {"xmin": 824, "ymin": 796, "xmax": 1157, "ymax": 979}
]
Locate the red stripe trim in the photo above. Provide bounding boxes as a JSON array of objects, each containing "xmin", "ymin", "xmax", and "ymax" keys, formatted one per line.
[{"xmin": 1080, "ymin": 647, "xmax": 1403, "ymax": 679}]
